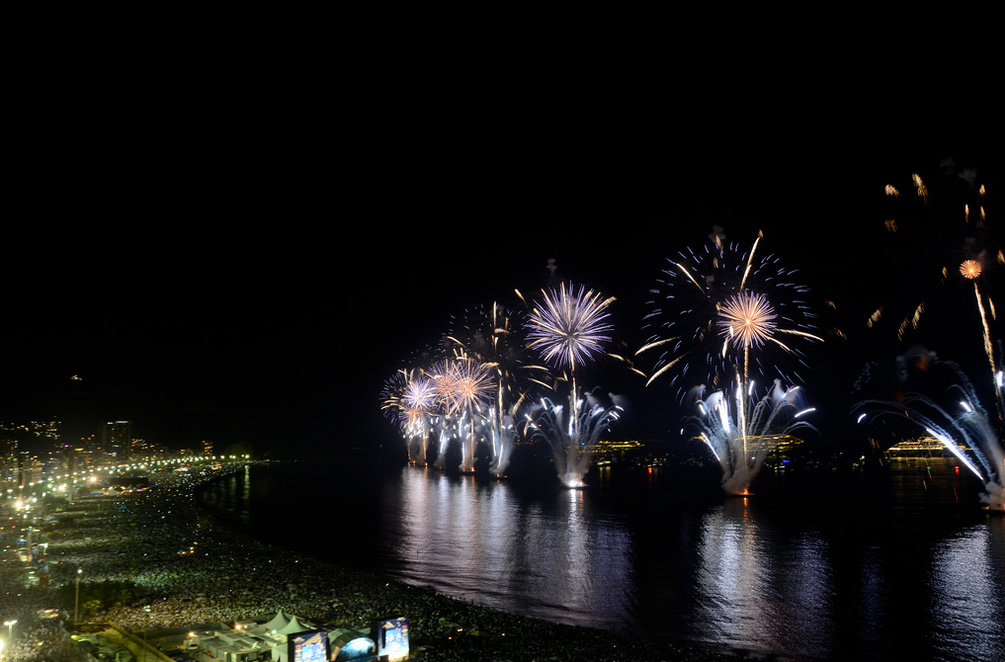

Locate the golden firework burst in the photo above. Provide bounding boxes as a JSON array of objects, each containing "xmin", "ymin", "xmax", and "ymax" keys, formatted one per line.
[
  {"xmin": 959, "ymin": 259, "xmax": 982, "ymax": 280},
  {"xmin": 718, "ymin": 291, "xmax": 777, "ymax": 350}
]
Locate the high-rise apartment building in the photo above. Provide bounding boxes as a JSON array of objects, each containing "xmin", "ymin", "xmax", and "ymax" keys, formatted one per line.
[{"xmin": 101, "ymin": 420, "xmax": 133, "ymax": 460}]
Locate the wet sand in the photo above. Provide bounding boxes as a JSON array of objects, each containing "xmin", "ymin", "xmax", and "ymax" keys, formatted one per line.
[{"xmin": 38, "ymin": 462, "xmax": 743, "ymax": 661}]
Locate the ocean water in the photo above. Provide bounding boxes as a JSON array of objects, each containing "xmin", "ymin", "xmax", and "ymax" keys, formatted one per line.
[{"xmin": 197, "ymin": 451, "xmax": 1005, "ymax": 661}]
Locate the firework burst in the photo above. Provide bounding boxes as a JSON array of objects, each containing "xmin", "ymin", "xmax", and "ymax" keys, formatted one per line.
[
  {"xmin": 524, "ymin": 282, "xmax": 615, "ymax": 373},
  {"xmin": 959, "ymin": 259, "xmax": 983, "ymax": 279},
  {"xmin": 718, "ymin": 291, "xmax": 777, "ymax": 351},
  {"xmin": 638, "ymin": 230, "xmax": 823, "ymax": 401},
  {"xmin": 426, "ymin": 357, "xmax": 492, "ymax": 413},
  {"xmin": 427, "ymin": 356, "xmax": 494, "ymax": 471},
  {"xmin": 381, "ymin": 368, "xmax": 437, "ymax": 463}
]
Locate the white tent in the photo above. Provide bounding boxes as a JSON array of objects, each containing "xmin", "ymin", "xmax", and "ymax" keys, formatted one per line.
[
  {"xmin": 263, "ymin": 611, "xmax": 291, "ymax": 631},
  {"xmin": 278, "ymin": 615, "xmax": 312, "ymax": 635}
]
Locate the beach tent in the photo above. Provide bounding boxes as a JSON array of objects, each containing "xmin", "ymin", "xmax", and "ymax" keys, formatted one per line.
[
  {"xmin": 263, "ymin": 611, "xmax": 291, "ymax": 631},
  {"xmin": 278, "ymin": 615, "xmax": 312, "ymax": 635}
]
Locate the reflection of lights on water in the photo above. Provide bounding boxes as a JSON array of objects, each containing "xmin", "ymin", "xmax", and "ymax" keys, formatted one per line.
[
  {"xmin": 393, "ymin": 468, "xmax": 632, "ymax": 630},
  {"xmin": 929, "ymin": 524, "xmax": 1004, "ymax": 659},
  {"xmin": 696, "ymin": 505, "xmax": 835, "ymax": 657}
]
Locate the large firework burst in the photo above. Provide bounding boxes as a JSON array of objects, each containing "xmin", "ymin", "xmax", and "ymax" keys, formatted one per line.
[
  {"xmin": 638, "ymin": 230, "xmax": 823, "ymax": 400},
  {"xmin": 523, "ymin": 282, "xmax": 615, "ymax": 373}
]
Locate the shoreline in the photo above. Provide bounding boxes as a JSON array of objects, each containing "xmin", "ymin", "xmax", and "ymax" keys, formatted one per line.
[{"xmin": 39, "ymin": 461, "xmax": 746, "ymax": 661}]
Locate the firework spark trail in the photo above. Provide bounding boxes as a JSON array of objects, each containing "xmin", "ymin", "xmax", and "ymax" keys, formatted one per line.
[
  {"xmin": 526, "ymin": 391, "xmax": 623, "ymax": 488},
  {"xmin": 969, "ymin": 275, "xmax": 1001, "ymax": 408},
  {"xmin": 431, "ymin": 414, "xmax": 455, "ymax": 470},
  {"xmin": 487, "ymin": 410, "xmax": 517, "ymax": 477},
  {"xmin": 685, "ymin": 380, "xmax": 818, "ymax": 495},
  {"xmin": 718, "ymin": 290, "xmax": 774, "ymax": 454},
  {"xmin": 739, "ymin": 231, "xmax": 761, "ymax": 290}
]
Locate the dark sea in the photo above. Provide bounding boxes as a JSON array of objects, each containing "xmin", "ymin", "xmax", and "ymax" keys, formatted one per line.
[{"xmin": 197, "ymin": 449, "xmax": 1005, "ymax": 662}]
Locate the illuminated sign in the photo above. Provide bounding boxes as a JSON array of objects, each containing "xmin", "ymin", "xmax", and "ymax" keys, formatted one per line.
[
  {"xmin": 374, "ymin": 617, "xmax": 409, "ymax": 661},
  {"xmin": 289, "ymin": 630, "xmax": 329, "ymax": 662}
]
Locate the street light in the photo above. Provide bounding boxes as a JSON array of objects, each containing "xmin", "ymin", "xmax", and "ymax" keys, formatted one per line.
[
  {"xmin": 3, "ymin": 620, "xmax": 15, "ymax": 640},
  {"xmin": 74, "ymin": 567, "xmax": 82, "ymax": 625},
  {"xmin": 143, "ymin": 605, "xmax": 152, "ymax": 662}
]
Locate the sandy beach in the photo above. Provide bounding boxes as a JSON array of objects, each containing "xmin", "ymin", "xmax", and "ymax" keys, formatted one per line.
[{"xmin": 8, "ymin": 461, "xmax": 744, "ymax": 661}]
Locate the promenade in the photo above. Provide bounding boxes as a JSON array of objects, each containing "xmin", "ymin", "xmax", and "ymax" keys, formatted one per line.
[{"xmin": 6, "ymin": 462, "xmax": 741, "ymax": 661}]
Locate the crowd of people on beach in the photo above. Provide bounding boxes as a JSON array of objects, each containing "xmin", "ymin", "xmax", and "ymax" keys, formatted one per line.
[{"xmin": 4, "ymin": 463, "xmax": 738, "ymax": 661}]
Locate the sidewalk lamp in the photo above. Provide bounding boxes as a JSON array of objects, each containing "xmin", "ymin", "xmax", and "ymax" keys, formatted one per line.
[
  {"xmin": 74, "ymin": 568, "xmax": 83, "ymax": 625},
  {"xmin": 3, "ymin": 620, "xmax": 15, "ymax": 640},
  {"xmin": 143, "ymin": 605, "xmax": 152, "ymax": 662}
]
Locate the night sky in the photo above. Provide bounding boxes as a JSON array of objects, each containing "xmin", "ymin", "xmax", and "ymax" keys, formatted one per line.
[{"xmin": 5, "ymin": 56, "xmax": 1000, "ymax": 461}]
